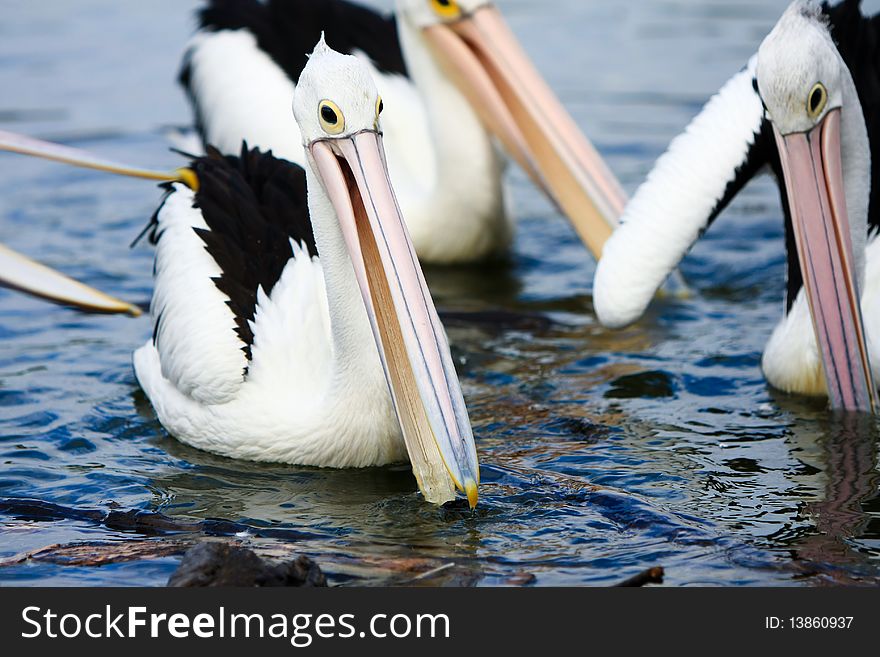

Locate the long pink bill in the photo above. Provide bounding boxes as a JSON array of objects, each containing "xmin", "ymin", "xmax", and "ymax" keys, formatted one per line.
[
  {"xmin": 424, "ymin": 6, "xmax": 627, "ymax": 259},
  {"xmin": 774, "ymin": 109, "xmax": 877, "ymax": 413},
  {"xmin": 310, "ymin": 131, "xmax": 479, "ymax": 508}
]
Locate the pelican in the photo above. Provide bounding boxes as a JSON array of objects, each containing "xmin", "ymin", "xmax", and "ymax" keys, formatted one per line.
[
  {"xmin": 0, "ymin": 41, "xmax": 479, "ymax": 507},
  {"xmin": 594, "ymin": 0, "xmax": 880, "ymax": 412},
  {"xmin": 178, "ymin": 0, "xmax": 627, "ymax": 263}
]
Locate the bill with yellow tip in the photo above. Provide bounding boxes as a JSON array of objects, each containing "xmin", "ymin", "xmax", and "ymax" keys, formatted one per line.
[
  {"xmin": 0, "ymin": 130, "xmax": 192, "ymax": 316},
  {"xmin": 310, "ymin": 128, "xmax": 480, "ymax": 507},
  {"xmin": 0, "ymin": 130, "xmax": 197, "ymax": 191}
]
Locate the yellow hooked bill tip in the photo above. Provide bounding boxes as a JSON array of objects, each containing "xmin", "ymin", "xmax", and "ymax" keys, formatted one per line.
[
  {"xmin": 175, "ymin": 168, "xmax": 200, "ymax": 192},
  {"xmin": 465, "ymin": 480, "xmax": 479, "ymax": 509}
]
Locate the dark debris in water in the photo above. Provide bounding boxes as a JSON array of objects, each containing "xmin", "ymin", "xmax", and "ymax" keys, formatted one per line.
[
  {"xmin": 0, "ymin": 539, "xmax": 189, "ymax": 567},
  {"xmin": 168, "ymin": 542, "xmax": 326, "ymax": 588},
  {"xmin": 0, "ymin": 496, "xmax": 672, "ymax": 587},
  {"xmin": 605, "ymin": 371, "xmax": 677, "ymax": 399},
  {"xmin": 542, "ymin": 415, "xmax": 617, "ymax": 443},
  {"xmin": 613, "ymin": 566, "xmax": 665, "ymax": 587},
  {"xmin": 0, "ymin": 497, "xmax": 318, "ymax": 541}
]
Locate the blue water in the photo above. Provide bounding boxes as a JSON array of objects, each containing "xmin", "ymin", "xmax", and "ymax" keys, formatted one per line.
[{"xmin": 1, "ymin": 0, "xmax": 879, "ymax": 586}]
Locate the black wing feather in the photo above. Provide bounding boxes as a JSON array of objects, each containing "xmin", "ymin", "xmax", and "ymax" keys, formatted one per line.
[
  {"xmin": 184, "ymin": 0, "xmax": 407, "ymax": 86},
  {"xmin": 146, "ymin": 145, "xmax": 316, "ymax": 361}
]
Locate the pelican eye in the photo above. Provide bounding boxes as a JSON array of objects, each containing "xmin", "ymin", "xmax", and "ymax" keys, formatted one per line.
[
  {"xmin": 807, "ymin": 82, "xmax": 827, "ymax": 120},
  {"xmin": 318, "ymin": 100, "xmax": 345, "ymax": 135},
  {"xmin": 430, "ymin": 0, "xmax": 462, "ymax": 20},
  {"xmin": 374, "ymin": 96, "xmax": 384, "ymax": 130}
]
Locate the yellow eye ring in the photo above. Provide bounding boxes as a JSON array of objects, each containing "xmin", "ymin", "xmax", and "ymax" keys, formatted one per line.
[
  {"xmin": 374, "ymin": 96, "xmax": 384, "ymax": 130},
  {"xmin": 318, "ymin": 100, "xmax": 345, "ymax": 135},
  {"xmin": 430, "ymin": 0, "xmax": 462, "ymax": 20},
  {"xmin": 807, "ymin": 82, "xmax": 828, "ymax": 120}
]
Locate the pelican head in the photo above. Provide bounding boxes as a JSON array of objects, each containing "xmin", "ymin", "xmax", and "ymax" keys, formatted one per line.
[
  {"xmin": 396, "ymin": 0, "xmax": 626, "ymax": 260},
  {"xmin": 293, "ymin": 37, "xmax": 385, "ymax": 140},
  {"xmin": 295, "ymin": 38, "xmax": 480, "ymax": 506},
  {"xmin": 757, "ymin": 3, "xmax": 845, "ymax": 136},
  {"xmin": 757, "ymin": 1, "xmax": 877, "ymax": 412}
]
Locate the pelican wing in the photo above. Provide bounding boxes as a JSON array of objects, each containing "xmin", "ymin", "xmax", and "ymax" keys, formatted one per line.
[
  {"xmin": 179, "ymin": 0, "xmax": 407, "ymax": 162},
  {"xmin": 594, "ymin": 56, "xmax": 773, "ymax": 328},
  {"xmin": 195, "ymin": 0, "xmax": 407, "ymax": 78},
  {"xmin": 142, "ymin": 145, "xmax": 318, "ymax": 405}
]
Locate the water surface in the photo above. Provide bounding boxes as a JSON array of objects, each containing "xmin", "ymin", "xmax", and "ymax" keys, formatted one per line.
[{"xmin": 1, "ymin": 0, "xmax": 879, "ymax": 586}]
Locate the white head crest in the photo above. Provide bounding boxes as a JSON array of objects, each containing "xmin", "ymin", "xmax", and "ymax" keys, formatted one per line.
[
  {"xmin": 756, "ymin": 1, "xmax": 843, "ymax": 135},
  {"xmin": 293, "ymin": 38, "xmax": 383, "ymax": 144}
]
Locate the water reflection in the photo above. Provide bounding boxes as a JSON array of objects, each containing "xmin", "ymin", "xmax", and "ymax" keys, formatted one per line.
[{"xmin": 790, "ymin": 415, "xmax": 880, "ymax": 581}]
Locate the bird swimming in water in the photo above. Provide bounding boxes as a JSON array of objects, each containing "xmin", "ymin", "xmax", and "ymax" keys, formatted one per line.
[
  {"xmin": 594, "ymin": 0, "xmax": 880, "ymax": 413},
  {"xmin": 178, "ymin": 0, "xmax": 627, "ymax": 264},
  {"xmin": 0, "ymin": 40, "xmax": 480, "ymax": 507}
]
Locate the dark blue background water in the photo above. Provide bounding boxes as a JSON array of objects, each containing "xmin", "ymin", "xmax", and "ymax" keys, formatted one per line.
[{"xmin": 1, "ymin": 0, "xmax": 879, "ymax": 586}]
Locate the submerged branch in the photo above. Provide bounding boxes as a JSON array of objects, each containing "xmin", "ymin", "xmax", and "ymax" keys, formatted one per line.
[{"xmin": 613, "ymin": 566, "xmax": 665, "ymax": 587}]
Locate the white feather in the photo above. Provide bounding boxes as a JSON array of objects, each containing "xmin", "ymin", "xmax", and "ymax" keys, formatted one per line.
[
  {"xmin": 761, "ymin": 288, "xmax": 826, "ymax": 396},
  {"xmin": 134, "ymin": 186, "xmax": 406, "ymax": 467},
  {"xmin": 594, "ymin": 56, "xmax": 765, "ymax": 328},
  {"xmin": 246, "ymin": 238, "xmax": 332, "ymax": 399},
  {"xmin": 184, "ymin": 30, "xmax": 305, "ymax": 163},
  {"xmin": 764, "ymin": 235, "xmax": 880, "ymax": 396},
  {"xmin": 147, "ymin": 184, "xmax": 247, "ymax": 405}
]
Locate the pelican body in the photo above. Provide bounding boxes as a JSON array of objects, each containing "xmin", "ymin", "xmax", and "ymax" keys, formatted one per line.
[
  {"xmin": 179, "ymin": 0, "xmax": 626, "ymax": 264},
  {"xmin": 594, "ymin": 0, "xmax": 880, "ymax": 413},
  {"xmin": 0, "ymin": 42, "xmax": 481, "ymax": 507}
]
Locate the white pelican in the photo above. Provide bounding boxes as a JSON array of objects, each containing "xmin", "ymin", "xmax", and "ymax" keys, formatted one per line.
[
  {"xmin": 178, "ymin": 0, "xmax": 627, "ymax": 263},
  {"xmin": 594, "ymin": 0, "xmax": 880, "ymax": 412},
  {"xmin": 0, "ymin": 41, "xmax": 480, "ymax": 507}
]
